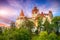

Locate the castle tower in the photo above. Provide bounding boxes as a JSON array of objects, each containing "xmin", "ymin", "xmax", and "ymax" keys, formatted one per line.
[
  {"xmin": 16, "ymin": 10, "xmax": 25, "ymax": 28},
  {"xmin": 32, "ymin": 6, "xmax": 39, "ymax": 19},
  {"xmin": 32, "ymin": 7, "xmax": 39, "ymax": 27}
]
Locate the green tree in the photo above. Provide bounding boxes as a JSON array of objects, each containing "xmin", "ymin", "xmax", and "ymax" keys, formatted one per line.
[
  {"xmin": 32, "ymin": 31, "xmax": 48, "ymax": 40},
  {"xmin": 10, "ymin": 21, "xmax": 16, "ymax": 28},
  {"xmin": 24, "ymin": 19, "xmax": 34, "ymax": 28},
  {"xmin": 48, "ymin": 32, "xmax": 58, "ymax": 40},
  {"xmin": 38, "ymin": 17, "xmax": 42, "ymax": 28},
  {"xmin": 58, "ymin": 36, "xmax": 60, "ymax": 40},
  {"xmin": 52, "ymin": 16, "xmax": 60, "ymax": 29},
  {"xmin": 43, "ymin": 19, "xmax": 50, "ymax": 32},
  {"xmin": 52, "ymin": 16, "xmax": 60, "ymax": 28},
  {"xmin": 52, "ymin": 16, "xmax": 60, "ymax": 34},
  {"xmin": 52, "ymin": 16, "xmax": 60, "ymax": 23},
  {"xmin": 39, "ymin": 31, "xmax": 48, "ymax": 40},
  {"xmin": 0, "ymin": 27, "xmax": 31, "ymax": 40},
  {"xmin": 24, "ymin": 19, "xmax": 34, "ymax": 33},
  {"xmin": 43, "ymin": 19, "xmax": 57, "ymax": 33}
]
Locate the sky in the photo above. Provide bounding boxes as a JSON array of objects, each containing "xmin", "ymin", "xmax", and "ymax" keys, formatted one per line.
[{"xmin": 0, "ymin": 0, "xmax": 60, "ymax": 24}]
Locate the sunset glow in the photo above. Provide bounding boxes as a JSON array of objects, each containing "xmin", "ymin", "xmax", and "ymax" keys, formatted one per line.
[{"xmin": 0, "ymin": 9, "xmax": 8, "ymax": 16}]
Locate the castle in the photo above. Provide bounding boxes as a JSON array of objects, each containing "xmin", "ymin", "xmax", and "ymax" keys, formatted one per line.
[{"xmin": 15, "ymin": 7, "xmax": 53, "ymax": 28}]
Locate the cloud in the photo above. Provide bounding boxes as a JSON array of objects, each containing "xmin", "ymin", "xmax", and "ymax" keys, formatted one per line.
[
  {"xmin": 0, "ymin": 0, "xmax": 60, "ymax": 21},
  {"xmin": 37, "ymin": 1, "xmax": 59, "ymax": 16},
  {"xmin": 0, "ymin": 6, "xmax": 18, "ymax": 21}
]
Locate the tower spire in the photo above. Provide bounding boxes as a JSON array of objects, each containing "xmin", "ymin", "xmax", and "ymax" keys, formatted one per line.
[{"xmin": 20, "ymin": 10, "xmax": 24, "ymax": 17}]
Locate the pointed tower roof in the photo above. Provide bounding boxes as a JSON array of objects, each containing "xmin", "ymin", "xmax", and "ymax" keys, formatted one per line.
[{"xmin": 20, "ymin": 10, "xmax": 24, "ymax": 17}]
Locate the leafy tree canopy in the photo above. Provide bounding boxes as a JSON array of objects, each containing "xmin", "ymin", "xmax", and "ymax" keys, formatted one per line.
[{"xmin": 52, "ymin": 16, "xmax": 60, "ymax": 23}]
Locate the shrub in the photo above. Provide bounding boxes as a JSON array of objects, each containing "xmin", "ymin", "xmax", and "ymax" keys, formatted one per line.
[
  {"xmin": 58, "ymin": 36, "xmax": 60, "ymax": 40},
  {"xmin": 32, "ymin": 31, "xmax": 48, "ymax": 40},
  {"xmin": 39, "ymin": 31, "xmax": 48, "ymax": 40}
]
